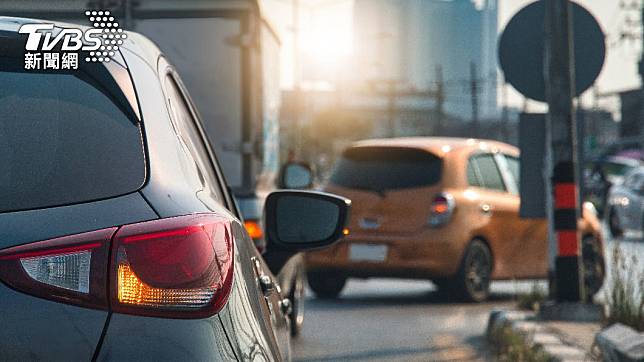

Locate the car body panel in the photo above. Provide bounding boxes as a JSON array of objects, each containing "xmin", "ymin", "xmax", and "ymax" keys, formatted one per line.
[
  {"xmin": 0, "ymin": 21, "xmax": 292, "ymax": 360},
  {"xmin": 0, "ymin": 32, "xmax": 157, "ymax": 360},
  {"xmin": 607, "ymin": 167, "xmax": 644, "ymax": 237},
  {"xmin": 0, "ymin": 282, "xmax": 108, "ymax": 360},
  {"xmin": 117, "ymin": 36, "xmax": 292, "ymax": 360},
  {"xmin": 97, "ymin": 313, "xmax": 237, "ymax": 361},
  {"xmin": 0, "ymin": 192, "xmax": 157, "ymax": 249},
  {"xmin": 121, "ymin": 43, "xmax": 215, "ymax": 218},
  {"xmin": 307, "ymin": 137, "xmax": 603, "ymax": 281}
]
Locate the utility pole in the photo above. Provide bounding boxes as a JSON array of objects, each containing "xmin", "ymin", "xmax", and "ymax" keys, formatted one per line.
[
  {"xmin": 387, "ymin": 80, "xmax": 396, "ymax": 137},
  {"xmin": 544, "ymin": 0, "xmax": 584, "ymax": 302},
  {"xmin": 123, "ymin": 0, "xmax": 132, "ymax": 29},
  {"xmin": 291, "ymin": 0, "xmax": 303, "ymax": 156},
  {"xmin": 435, "ymin": 65, "xmax": 445, "ymax": 135},
  {"xmin": 501, "ymin": 80, "xmax": 509, "ymax": 142},
  {"xmin": 470, "ymin": 61, "xmax": 479, "ymax": 137},
  {"xmin": 640, "ymin": 4, "xmax": 644, "ymax": 148}
]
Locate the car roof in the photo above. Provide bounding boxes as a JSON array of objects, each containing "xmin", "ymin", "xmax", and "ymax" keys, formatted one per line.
[
  {"xmin": 603, "ymin": 156, "xmax": 643, "ymax": 166},
  {"xmin": 350, "ymin": 137, "xmax": 519, "ymax": 158},
  {"xmin": 0, "ymin": 16, "xmax": 161, "ymax": 68}
]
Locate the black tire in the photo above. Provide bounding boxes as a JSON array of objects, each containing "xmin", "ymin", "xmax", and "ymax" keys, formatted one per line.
[
  {"xmin": 307, "ymin": 271, "xmax": 346, "ymax": 299},
  {"xmin": 289, "ymin": 269, "xmax": 305, "ymax": 337},
  {"xmin": 608, "ymin": 208, "xmax": 623, "ymax": 238},
  {"xmin": 453, "ymin": 240, "xmax": 492, "ymax": 302},
  {"xmin": 582, "ymin": 235, "xmax": 605, "ymax": 302},
  {"xmin": 431, "ymin": 277, "xmax": 454, "ymax": 293}
]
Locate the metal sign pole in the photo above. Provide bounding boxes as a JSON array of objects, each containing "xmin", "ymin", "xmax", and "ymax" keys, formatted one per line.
[{"xmin": 544, "ymin": 0, "xmax": 585, "ymax": 302}]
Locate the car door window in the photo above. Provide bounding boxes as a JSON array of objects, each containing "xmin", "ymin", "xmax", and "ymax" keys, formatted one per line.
[
  {"xmin": 467, "ymin": 159, "xmax": 482, "ymax": 187},
  {"xmin": 164, "ymin": 75, "xmax": 225, "ymax": 202},
  {"xmin": 624, "ymin": 173, "xmax": 636, "ymax": 189},
  {"xmin": 470, "ymin": 154, "xmax": 507, "ymax": 192},
  {"xmin": 497, "ymin": 154, "xmax": 519, "ymax": 195},
  {"xmin": 632, "ymin": 173, "xmax": 644, "ymax": 194},
  {"xmin": 505, "ymin": 155, "xmax": 520, "ymax": 186}
]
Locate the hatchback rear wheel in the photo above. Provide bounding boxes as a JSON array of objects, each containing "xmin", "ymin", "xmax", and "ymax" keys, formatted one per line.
[
  {"xmin": 454, "ymin": 240, "xmax": 492, "ymax": 302},
  {"xmin": 307, "ymin": 271, "xmax": 346, "ymax": 299},
  {"xmin": 608, "ymin": 208, "xmax": 623, "ymax": 238},
  {"xmin": 582, "ymin": 235, "xmax": 605, "ymax": 302}
]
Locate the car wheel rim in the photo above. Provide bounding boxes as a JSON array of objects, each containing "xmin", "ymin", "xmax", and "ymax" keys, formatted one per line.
[{"xmin": 466, "ymin": 248, "xmax": 490, "ymax": 295}]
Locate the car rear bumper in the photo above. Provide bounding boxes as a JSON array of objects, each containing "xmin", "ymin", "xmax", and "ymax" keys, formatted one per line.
[{"xmin": 305, "ymin": 227, "xmax": 468, "ymax": 279}]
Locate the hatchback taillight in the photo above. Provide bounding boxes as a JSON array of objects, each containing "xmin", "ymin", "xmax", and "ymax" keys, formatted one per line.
[
  {"xmin": 0, "ymin": 214, "xmax": 234, "ymax": 319},
  {"xmin": 111, "ymin": 214, "xmax": 234, "ymax": 318},
  {"xmin": 428, "ymin": 193, "xmax": 455, "ymax": 227}
]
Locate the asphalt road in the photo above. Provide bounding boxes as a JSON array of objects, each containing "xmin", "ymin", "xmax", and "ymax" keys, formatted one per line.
[
  {"xmin": 292, "ymin": 279, "xmax": 545, "ymax": 362},
  {"xmin": 292, "ymin": 233, "xmax": 643, "ymax": 362}
]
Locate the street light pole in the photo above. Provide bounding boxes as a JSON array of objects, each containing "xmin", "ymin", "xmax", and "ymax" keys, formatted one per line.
[
  {"xmin": 470, "ymin": 62, "xmax": 479, "ymax": 137},
  {"xmin": 544, "ymin": 0, "xmax": 585, "ymax": 302}
]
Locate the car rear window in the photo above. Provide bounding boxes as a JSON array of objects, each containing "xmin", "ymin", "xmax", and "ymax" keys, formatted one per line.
[
  {"xmin": 330, "ymin": 147, "xmax": 442, "ymax": 191},
  {"xmin": 0, "ymin": 69, "xmax": 145, "ymax": 213}
]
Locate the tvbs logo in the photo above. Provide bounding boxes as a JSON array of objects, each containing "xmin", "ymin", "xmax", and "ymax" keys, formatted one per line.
[{"xmin": 19, "ymin": 10, "xmax": 127, "ymax": 70}]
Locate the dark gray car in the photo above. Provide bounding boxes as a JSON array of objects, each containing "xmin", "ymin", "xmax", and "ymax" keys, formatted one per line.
[
  {"xmin": 0, "ymin": 18, "xmax": 349, "ymax": 361},
  {"xmin": 606, "ymin": 167, "xmax": 644, "ymax": 239}
]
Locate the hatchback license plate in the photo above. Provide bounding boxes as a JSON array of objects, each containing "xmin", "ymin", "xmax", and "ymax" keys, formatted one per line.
[{"xmin": 349, "ymin": 244, "xmax": 387, "ymax": 262}]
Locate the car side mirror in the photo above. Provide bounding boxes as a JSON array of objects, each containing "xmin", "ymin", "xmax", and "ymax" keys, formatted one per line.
[
  {"xmin": 264, "ymin": 190, "xmax": 350, "ymax": 251},
  {"xmin": 278, "ymin": 162, "xmax": 313, "ymax": 189}
]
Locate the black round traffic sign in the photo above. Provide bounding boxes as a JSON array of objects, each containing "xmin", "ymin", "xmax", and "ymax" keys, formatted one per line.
[{"xmin": 498, "ymin": 1, "xmax": 605, "ymax": 102}]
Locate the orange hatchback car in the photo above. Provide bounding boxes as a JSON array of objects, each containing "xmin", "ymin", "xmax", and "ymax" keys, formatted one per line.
[{"xmin": 306, "ymin": 137, "xmax": 605, "ymax": 302}]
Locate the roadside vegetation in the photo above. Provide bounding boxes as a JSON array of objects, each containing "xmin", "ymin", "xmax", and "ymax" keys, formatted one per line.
[
  {"xmin": 604, "ymin": 241, "xmax": 644, "ymax": 332},
  {"xmin": 488, "ymin": 324, "xmax": 551, "ymax": 362},
  {"xmin": 517, "ymin": 282, "xmax": 548, "ymax": 312}
]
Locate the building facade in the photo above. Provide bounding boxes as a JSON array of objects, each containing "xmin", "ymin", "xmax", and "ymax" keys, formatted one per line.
[{"xmin": 352, "ymin": 0, "xmax": 499, "ymax": 120}]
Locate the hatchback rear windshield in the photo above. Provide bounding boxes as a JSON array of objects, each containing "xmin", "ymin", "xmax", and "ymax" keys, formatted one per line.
[
  {"xmin": 330, "ymin": 147, "xmax": 442, "ymax": 191},
  {"xmin": 0, "ymin": 69, "xmax": 145, "ymax": 213}
]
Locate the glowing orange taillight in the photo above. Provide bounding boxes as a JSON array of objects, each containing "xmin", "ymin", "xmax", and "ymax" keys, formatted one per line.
[
  {"xmin": 431, "ymin": 202, "xmax": 450, "ymax": 214},
  {"xmin": 428, "ymin": 193, "xmax": 455, "ymax": 227},
  {"xmin": 244, "ymin": 220, "xmax": 264, "ymax": 240},
  {"xmin": 117, "ymin": 263, "xmax": 216, "ymax": 307},
  {"xmin": 110, "ymin": 214, "xmax": 234, "ymax": 319}
]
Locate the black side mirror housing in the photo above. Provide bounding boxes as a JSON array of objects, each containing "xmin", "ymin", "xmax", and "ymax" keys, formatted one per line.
[{"xmin": 264, "ymin": 190, "xmax": 350, "ymax": 251}]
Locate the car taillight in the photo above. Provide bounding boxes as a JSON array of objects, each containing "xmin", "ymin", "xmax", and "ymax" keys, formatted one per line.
[
  {"xmin": 0, "ymin": 214, "xmax": 234, "ymax": 319},
  {"xmin": 428, "ymin": 193, "xmax": 455, "ymax": 227},
  {"xmin": 0, "ymin": 228, "xmax": 115, "ymax": 309},
  {"xmin": 244, "ymin": 219, "xmax": 263, "ymax": 240},
  {"xmin": 111, "ymin": 214, "xmax": 234, "ymax": 318}
]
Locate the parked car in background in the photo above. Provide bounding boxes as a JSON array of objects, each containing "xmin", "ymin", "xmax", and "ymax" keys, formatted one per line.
[
  {"xmin": 606, "ymin": 167, "xmax": 644, "ymax": 239},
  {"xmin": 242, "ymin": 161, "xmax": 316, "ymax": 337},
  {"xmin": 306, "ymin": 138, "xmax": 605, "ymax": 302},
  {"xmin": 585, "ymin": 156, "xmax": 643, "ymax": 216},
  {"xmin": 0, "ymin": 19, "xmax": 349, "ymax": 360}
]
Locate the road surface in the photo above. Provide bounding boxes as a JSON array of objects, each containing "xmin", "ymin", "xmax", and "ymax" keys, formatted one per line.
[
  {"xmin": 292, "ymin": 230, "xmax": 643, "ymax": 362},
  {"xmin": 292, "ymin": 279, "xmax": 544, "ymax": 362}
]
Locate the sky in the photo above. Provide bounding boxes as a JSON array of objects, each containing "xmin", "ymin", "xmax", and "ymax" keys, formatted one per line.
[{"xmin": 264, "ymin": 0, "xmax": 642, "ymax": 112}]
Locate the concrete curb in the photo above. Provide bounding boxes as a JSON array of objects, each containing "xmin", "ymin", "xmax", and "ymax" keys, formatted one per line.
[
  {"xmin": 595, "ymin": 323, "xmax": 644, "ymax": 362},
  {"xmin": 486, "ymin": 310, "xmax": 590, "ymax": 362}
]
